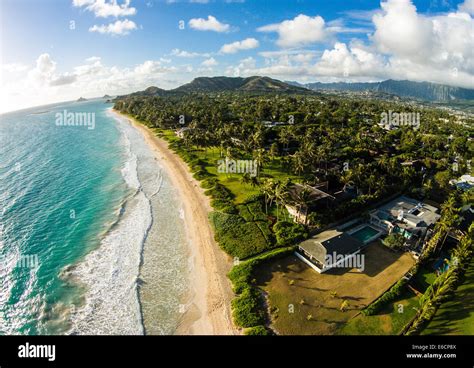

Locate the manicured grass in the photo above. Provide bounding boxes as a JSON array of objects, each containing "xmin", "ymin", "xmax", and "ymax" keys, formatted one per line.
[
  {"xmin": 422, "ymin": 257, "xmax": 474, "ymax": 335},
  {"xmin": 254, "ymin": 243, "xmax": 416, "ymax": 335},
  {"xmin": 340, "ymin": 288, "xmax": 419, "ymax": 335},
  {"xmin": 157, "ymin": 129, "xmax": 302, "ymax": 204},
  {"xmin": 413, "ymin": 266, "xmax": 437, "ymax": 292}
]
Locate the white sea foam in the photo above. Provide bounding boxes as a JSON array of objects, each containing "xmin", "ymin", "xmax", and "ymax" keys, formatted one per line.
[
  {"xmin": 78, "ymin": 108, "xmax": 191, "ymax": 335},
  {"xmin": 0, "ymin": 248, "xmax": 39, "ymax": 334},
  {"xmin": 120, "ymin": 135, "xmax": 141, "ymax": 191},
  {"xmin": 67, "ymin": 121, "xmax": 152, "ymax": 335}
]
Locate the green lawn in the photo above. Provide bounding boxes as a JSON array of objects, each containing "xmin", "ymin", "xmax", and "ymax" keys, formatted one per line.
[
  {"xmin": 422, "ymin": 257, "xmax": 474, "ymax": 335},
  {"xmin": 339, "ymin": 288, "xmax": 419, "ymax": 335},
  {"xmin": 340, "ymin": 265, "xmax": 439, "ymax": 335},
  {"xmin": 157, "ymin": 129, "xmax": 302, "ymax": 203},
  {"xmin": 413, "ymin": 266, "xmax": 437, "ymax": 291}
]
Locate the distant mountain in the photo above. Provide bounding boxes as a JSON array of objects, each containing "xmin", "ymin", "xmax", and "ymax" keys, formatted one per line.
[
  {"xmin": 117, "ymin": 77, "xmax": 472, "ymax": 102},
  {"xmin": 172, "ymin": 76, "xmax": 310, "ymax": 93},
  {"xmin": 303, "ymin": 79, "xmax": 474, "ymax": 102},
  {"xmin": 103, "ymin": 94, "xmax": 112, "ymax": 98},
  {"xmin": 117, "ymin": 76, "xmax": 310, "ymax": 99},
  {"xmin": 124, "ymin": 86, "xmax": 168, "ymax": 98},
  {"xmin": 77, "ymin": 97, "xmax": 87, "ymax": 102},
  {"xmin": 285, "ymin": 80, "xmax": 308, "ymax": 89},
  {"xmin": 172, "ymin": 76, "xmax": 244, "ymax": 92}
]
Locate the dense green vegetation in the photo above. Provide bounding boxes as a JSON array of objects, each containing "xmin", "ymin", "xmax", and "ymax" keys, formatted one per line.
[
  {"xmin": 114, "ymin": 89, "xmax": 473, "ymax": 333},
  {"xmin": 358, "ymin": 191, "xmax": 473, "ymax": 333},
  {"xmin": 115, "ymin": 91, "xmax": 473, "ymax": 211},
  {"xmin": 422, "ymin": 256, "xmax": 474, "ymax": 335},
  {"xmin": 382, "ymin": 233, "xmax": 406, "ymax": 250},
  {"xmin": 209, "ymin": 210, "xmax": 272, "ymax": 259},
  {"xmin": 406, "ymin": 223, "xmax": 474, "ymax": 335}
]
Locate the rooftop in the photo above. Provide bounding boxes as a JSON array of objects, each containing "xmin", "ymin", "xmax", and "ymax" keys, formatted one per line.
[
  {"xmin": 287, "ymin": 183, "xmax": 335, "ymax": 206},
  {"xmin": 372, "ymin": 196, "xmax": 440, "ymax": 229},
  {"xmin": 298, "ymin": 229, "xmax": 364, "ymax": 265}
]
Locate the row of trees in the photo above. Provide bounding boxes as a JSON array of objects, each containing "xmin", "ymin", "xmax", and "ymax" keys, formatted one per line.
[
  {"xmin": 115, "ymin": 92, "xmax": 473, "ymax": 226},
  {"xmin": 404, "ymin": 191, "xmax": 473, "ymax": 334},
  {"xmin": 406, "ymin": 223, "xmax": 473, "ymax": 335}
]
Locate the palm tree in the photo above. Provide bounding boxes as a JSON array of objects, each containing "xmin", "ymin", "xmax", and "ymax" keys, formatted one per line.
[
  {"xmin": 274, "ymin": 180, "xmax": 290, "ymax": 220},
  {"xmin": 260, "ymin": 179, "xmax": 276, "ymax": 214},
  {"xmin": 291, "ymin": 150, "xmax": 306, "ymax": 176},
  {"xmin": 250, "ymin": 176, "xmax": 259, "ymax": 188},
  {"xmin": 340, "ymin": 300, "xmax": 350, "ymax": 312},
  {"xmin": 435, "ymin": 195, "xmax": 461, "ymax": 252},
  {"xmin": 278, "ymin": 128, "xmax": 290, "ymax": 150},
  {"xmin": 293, "ymin": 186, "xmax": 313, "ymax": 225},
  {"xmin": 253, "ymin": 148, "xmax": 266, "ymax": 178},
  {"xmin": 367, "ymin": 174, "xmax": 378, "ymax": 195},
  {"xmin": 240, "ymin": 172, "xmax": 251, "ymax": 186}
]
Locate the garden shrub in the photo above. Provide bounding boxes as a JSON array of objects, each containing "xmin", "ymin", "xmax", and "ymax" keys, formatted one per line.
[
  {"xmin": 201, "ymin": 178, "xmax": 218, "ymax": 189},
  {"xmin": 244, "ymin": 325, "xmax": 270, "ymax": 335},
  {"xmin": 363, "ymin": 277, "xmax": 408, "ymax": 316},
  {"xmin": 209, "ymin": 212, "xmax": 269, "ymax": 258},
  {"xmin": 273, "ymin": 221, "xmax": 307, "ymax": 246},
  {"xmin": 231, "ymin": 287, "xmax": 265, "ymax": 328}
]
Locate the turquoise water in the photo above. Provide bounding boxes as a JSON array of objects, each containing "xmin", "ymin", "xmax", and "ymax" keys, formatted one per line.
[
  {"xmin": 350, "ymin": 226, "xmax": 380, "ymax": 244},
  {"xmin": 0, "ymin": 100, "xmax": 191, "ymax": 335},
  {"xmin": 0, "ymin": 100, "xmax": 130, "ymax": 334}
]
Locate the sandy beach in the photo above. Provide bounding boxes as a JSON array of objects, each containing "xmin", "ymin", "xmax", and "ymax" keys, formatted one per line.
[{"xmin": 112, "ymin": 110, "xmax": 239, "ymax": 335}]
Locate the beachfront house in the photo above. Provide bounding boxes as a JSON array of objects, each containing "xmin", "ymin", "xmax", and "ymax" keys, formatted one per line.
[
  {"xmin": 296, "ymin": 229, "xmax": 367, "ymax": 273},
  {"xmin": 285, "ymin": 183, "xmax": 335, "ymax": 225},
  {"xmin": 369, "ymin": 196, "xmax": 440, "ymax": 247}
]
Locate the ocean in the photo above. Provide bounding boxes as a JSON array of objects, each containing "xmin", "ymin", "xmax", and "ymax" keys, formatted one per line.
[{"xmin": 0, "ymin": 100, "xmax": 189, "ymax": 335}]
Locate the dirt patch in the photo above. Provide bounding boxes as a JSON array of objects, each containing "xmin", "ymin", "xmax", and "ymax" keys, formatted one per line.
[{"xmin": 255, "ymin": 242, "xmax": 415, "ymax": 335}]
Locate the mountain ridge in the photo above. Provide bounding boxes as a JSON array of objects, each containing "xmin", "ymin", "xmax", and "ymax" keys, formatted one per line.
[
  {"xmin": 118, "ymin": 76, "xmax": 474, "ymax": 102},
  {"xmin": 300, "ymin": 79, "xmax": 474, "ymax": 102},
  {"xmin": 118, "ymin": 76, "xmax": 310, "ymax": 98}
]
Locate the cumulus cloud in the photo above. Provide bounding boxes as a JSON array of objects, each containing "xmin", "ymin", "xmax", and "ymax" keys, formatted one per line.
[
  {"xmin": 220, "ymin": 38, "xmax": 259, "ymax": 54},
  {"xmin": 250, "ymin": 0, "xmax": 474, "ymax": 87},
  {"xmin": 134, "ymin": 60, "xmax": 177, "ymax": 74},
  {"xmin": 170, "ymin": 48, "xmax": 211, "ymax": 58},
  {"xmin": 28, "ymin": 53, "xmax": 57, "ymax": 85},
  {"xmin": 201, "ymin": 57, "xmax": 218, "ymax": 67},
  {"xmin": 188, "ymin": 15, "xmax": 230, "ymax": 32},
  {"xmin": 89, "ymin": 19, "xmax": 137, "ymax": 35},
  {"xmin": 370, "ymin": 0, "xmax": 474, "ymax": 85},
  {"xmin": 312, "ymin": 42, "xmax": 386, "ymax": 79},
  {"xmin": 72, "ymin": 0, "xmax": 137, "ymax": 18},
  {"xmin": 50, "ymin": 74, "xmax": 78, "ymax": 86},
  {"xmin": 258, "ymin": 14, "xmax": 328, "ymax": 48},
  {"xmin": 85, "ymin": 56, "xmax": 102, "ymax": 63},
  {"xmin": 372, "ymin": 0, "xmax": 433, "ymax": 58},
  {"xmin": 226, "ymin": 56, "xmax": 256, "ymax": 77},
  {"xmin": 0, "ymin": 54, "xmax": 185, "ymax": 113},
  {"xmin": 459, "ymin": 0, "xmax": 474, "ymax": 15}
]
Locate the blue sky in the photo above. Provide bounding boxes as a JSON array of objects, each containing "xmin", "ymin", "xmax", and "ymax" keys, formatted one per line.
[{"xmin": 0, "ymin": 0, "xmax": 473, "ymax": 112}]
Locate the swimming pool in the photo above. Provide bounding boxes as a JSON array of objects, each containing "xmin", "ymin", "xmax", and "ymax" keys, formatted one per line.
[{"xmin": 350, "ymin": 226, "xmax": 381, "ymax": 244}]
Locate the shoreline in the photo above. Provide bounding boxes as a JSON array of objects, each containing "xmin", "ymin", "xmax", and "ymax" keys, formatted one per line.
[{"xmin": 112, "ymin": 110, "xmax": 239, "ymax": 335}]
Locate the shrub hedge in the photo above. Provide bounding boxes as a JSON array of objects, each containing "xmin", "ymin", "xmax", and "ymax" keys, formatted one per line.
[
  {"xmin": 209, "ymin": 212, "xmax": 270, "ymax": 259},
  {"xmin": 273, "ymin": 221, "xmax": 307, "ymax": 246},
  {"xmin": 228, "ymin": 246, "xmax": 295, "ymax": 328}
]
